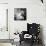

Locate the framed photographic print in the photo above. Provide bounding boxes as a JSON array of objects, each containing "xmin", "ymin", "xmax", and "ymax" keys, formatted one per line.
[{"xmin": 14, "ymin": 8, "xmax": 26, "ymax": 21}]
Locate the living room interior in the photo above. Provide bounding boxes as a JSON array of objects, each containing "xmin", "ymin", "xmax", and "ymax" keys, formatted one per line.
[{"xmin": 0, "ymin": 0, "xmax": 46, "ymax": 46}]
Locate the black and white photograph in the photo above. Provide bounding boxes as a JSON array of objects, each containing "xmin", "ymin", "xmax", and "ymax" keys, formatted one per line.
[
  {"xmin": 14, "ymin": 8, "xmax": 26, "ymax": 20},
  {"xmin": 0, "ymin": 0, "xmax": 46, "ymax": 46}
]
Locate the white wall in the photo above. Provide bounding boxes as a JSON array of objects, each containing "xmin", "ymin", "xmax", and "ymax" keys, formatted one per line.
[
  {"xmin": 8, "ymin": 0, "xmax": 46, "ymax": 45},
  {"xmin": 0, "ymin": 0, "xmax": 8, "ymax": 3},
  {"xmin": 0, "ymin": 4, "xmax": 9, "ymax": 39}
]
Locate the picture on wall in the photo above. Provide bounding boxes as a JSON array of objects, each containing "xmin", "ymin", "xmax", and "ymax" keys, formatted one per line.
[{"xmin": 14, "ymin": 8, "xmax": 26, "ymax": 20}]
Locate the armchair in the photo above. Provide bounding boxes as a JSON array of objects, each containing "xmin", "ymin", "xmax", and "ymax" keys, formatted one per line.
[{"xmin": 19, "ymin": 23, "xmax": 41, "ymax": 46}]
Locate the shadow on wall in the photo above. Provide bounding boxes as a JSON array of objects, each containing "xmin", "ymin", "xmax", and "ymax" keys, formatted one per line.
[{"xmin": 40, "ymin": 25, "xmax": 45, "ymax": 46}]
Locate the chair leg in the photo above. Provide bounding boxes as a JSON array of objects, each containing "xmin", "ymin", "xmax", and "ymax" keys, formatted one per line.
[
  {"xmin": 30, "ymin": 39, "xmax": 34, "ymax": 46},
  {"xmin": 20, "ymin": 41, "xmax": 21, "ymax": 45}
]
